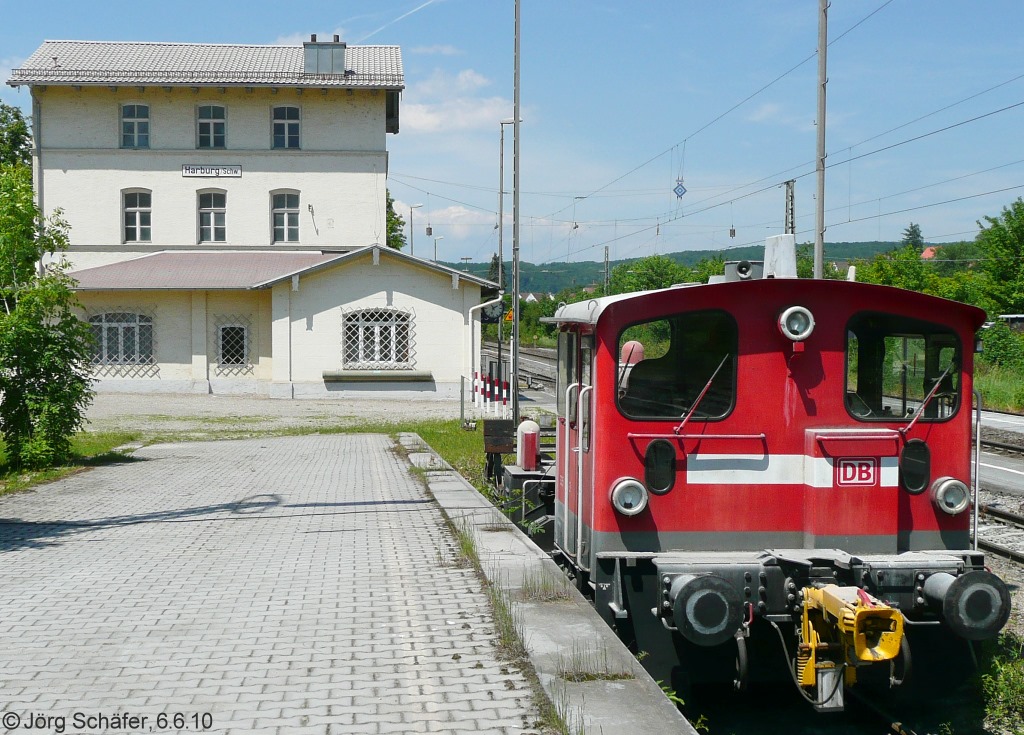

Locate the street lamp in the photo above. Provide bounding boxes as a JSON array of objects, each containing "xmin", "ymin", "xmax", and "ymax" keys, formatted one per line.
[
  {"xmin": 408, "ymin": 203, "xmax": 423, "ymax": 256},
  {"xmin": 433, "ymin": 236, "xmax": 444, "ymax": 262}
]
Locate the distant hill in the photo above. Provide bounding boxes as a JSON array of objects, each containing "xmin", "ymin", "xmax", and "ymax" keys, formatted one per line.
[{"xmin": 449, "ymin": 240, "xmax": 921, "ymax": 293}]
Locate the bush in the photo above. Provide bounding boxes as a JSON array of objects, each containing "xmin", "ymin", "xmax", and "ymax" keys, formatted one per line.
[{"xmin": 979, "ymin": 321, "xmax": 1024, "ymax": 371}]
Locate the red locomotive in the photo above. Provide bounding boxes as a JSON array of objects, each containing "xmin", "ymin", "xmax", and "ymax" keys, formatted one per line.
[{"xmin": 526, "ymin": 240, "xmax": 1010, "ymax": 711}]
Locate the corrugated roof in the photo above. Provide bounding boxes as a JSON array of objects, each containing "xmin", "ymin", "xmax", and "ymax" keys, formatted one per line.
[
  {"xmin": 8, "ymin": 40, "xmax": 403, "ymax": 89},
  {"xmin": 70, "ymin": 251, "xmax": 345, "ymax": 290}
]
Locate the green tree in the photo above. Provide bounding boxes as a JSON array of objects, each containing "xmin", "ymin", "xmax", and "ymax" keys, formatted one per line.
[
  {"xmin": 609, "ymin": 255, "xmax": 691, "ymax": 295},
  {"xmin": 901, "ymin": 222, "xmax": 925, "ymax": 252},
  {"xmin": 487, "ymin": 253, "xmax": 503, "ymax": 289},
  {"xmin": 0, "ymin": 163, "xmax": 94, "ymax": 469},
  {"xmin": 856, "ymin": 243, "xmax": 939, "ymax": 294},
  {"xmin": 385, "ymin": 190, "xmax": 406, "ymax": 251},
  {"xmin": 0, "ymin": 103, "xmax": 31, "ymax": 167},
  {"xmin": 977, "ymin": 198, "xmax": 1024, "ymax": 315}
]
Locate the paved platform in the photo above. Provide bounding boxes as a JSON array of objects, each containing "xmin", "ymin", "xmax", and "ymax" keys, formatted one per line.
[
  {"xmin": 0, "ymin": 435, "xmax": 538, "ymax": 734},
  {"xmin": 0, "ymin": 430, "xmax": 693, "ymax": 734}
]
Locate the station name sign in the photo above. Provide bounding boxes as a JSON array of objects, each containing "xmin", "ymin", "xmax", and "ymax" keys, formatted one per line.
[{"xmin": 182, "ymin": 165, "xmax": 242, "ymax": 178}]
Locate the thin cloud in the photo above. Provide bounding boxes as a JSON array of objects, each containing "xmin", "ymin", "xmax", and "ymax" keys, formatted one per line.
[
  {"xmin": 410, "ymin": 45, "xmax": 462, "ymax": 56},
  {"xmin": 357, "ymin": 0, "xmax": 441, "ymax": 43},
  {"xmin": 403, "ymin": 69, "xmax": 512, "ymax": 133}
]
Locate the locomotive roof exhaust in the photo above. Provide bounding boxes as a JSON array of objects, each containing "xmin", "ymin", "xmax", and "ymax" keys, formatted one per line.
[{"xmin": 714, "ymin": 233, "xmax": 798, "ymax": 284}]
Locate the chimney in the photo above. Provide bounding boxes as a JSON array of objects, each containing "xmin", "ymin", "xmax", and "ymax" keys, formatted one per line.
[{"xmin": 303, "ymin": 34, "xmax": 346, "ymax": 75}]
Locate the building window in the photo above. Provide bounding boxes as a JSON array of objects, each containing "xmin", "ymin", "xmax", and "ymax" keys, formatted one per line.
[
  {"xmin": 121, "ymin": 104, "xmax": 149, "ymax": 148},
  {"xmin": 198, "ymin": 191, "xmax": 226, "ymax": 243},
  {"xmin": 197, "ymin": 104, "xmax": 226, "ymax": 148},
  {"xmin": 89, "ymin": 313, "xmax": 154, "ymax": 365},
  {"xmin": 272, "ymin": 106, "xmax": 300, "ymax": 149},
  {"xmin": 342, "ymin": 307, "xmax": 416, "ymax": 370},
  {"xmin": 272, "ymin": 191, "xmax": 299, "ymax": 242},
  {"xmin": 219, "ymin": 324, "xmax": 248, "ymax": 366},
  {"xmin": 123, "ymin": 191, "xmax": 152, "ymax": 243}
]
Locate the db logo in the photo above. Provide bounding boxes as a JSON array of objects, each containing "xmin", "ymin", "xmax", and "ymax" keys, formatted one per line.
[{"xmin": 836, "ymin": 458, "xmax": 878, "ymax": 486}]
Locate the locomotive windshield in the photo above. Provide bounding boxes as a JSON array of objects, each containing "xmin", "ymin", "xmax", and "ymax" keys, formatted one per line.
[
  {"xmin": 845, "ymin": 312, "xmax": 961, "ymax": 421},
  {"xmin": 617, "ymin": 309, "xmax": 737, "ymax": 420}
]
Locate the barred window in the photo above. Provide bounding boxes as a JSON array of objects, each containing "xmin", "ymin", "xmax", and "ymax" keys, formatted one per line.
[
  {"xmin": 123, "ymin": 190, "xmax": 151, "ymax": 243},
  {"xmin": 197, "ymin": 104, "xmax": 226, "ymax": 149},
  {"xmin": 121, "ymin": 104, "xmax": 149, "ymax": 149},
  {"xmin": 89, "ymin": 313, "xmax": 154, "ymax": 365},
  {"xmin": 342, "ymin": 308, "xmax": 416, "ymax": 370},
  {"xmin": 219, "ymin": 325, "xmax": 247, "ymax": 366}
]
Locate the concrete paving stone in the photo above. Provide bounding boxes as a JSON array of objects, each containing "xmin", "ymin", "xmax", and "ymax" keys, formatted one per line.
[{"xmin": 0, "ymin": 434, "xmax": 544, "ymax": 734}]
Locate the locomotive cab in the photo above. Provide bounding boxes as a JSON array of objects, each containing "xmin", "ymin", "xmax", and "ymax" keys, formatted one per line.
[{"xmin": 546, "ymin": 250, "xmax": 1010, "ymax": 711}]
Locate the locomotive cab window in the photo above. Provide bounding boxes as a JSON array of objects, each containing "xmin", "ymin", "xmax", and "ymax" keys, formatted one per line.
[
  {"xmin": 616, "ymin": 309, "xmax": 737, "ymax": 420},
  {"xmin": 846, "ymin": 313, "xmax": 961, "ymax": 422}
]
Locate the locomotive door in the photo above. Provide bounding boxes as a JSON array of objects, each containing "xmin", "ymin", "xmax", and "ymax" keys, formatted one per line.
[{"xmin": 556, "ymin": 328, "xmax": 594, "ymax": 571}]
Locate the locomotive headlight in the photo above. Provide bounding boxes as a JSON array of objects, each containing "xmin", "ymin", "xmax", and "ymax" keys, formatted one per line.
[
  {"xmin": 779, "ymin": 306, "xmax": 815, "ymax": 341},
  {"xmin": 932, "ymin": 477, "xmax": 970, "ymax": 515},
  {"xmin": 610, "ymin": 478, "xmax": 649, "ymax": 516}
]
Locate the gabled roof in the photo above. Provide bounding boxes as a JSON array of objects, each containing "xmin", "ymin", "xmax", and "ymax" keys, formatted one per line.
[
  {"xmin": 69, "ymin": 247, "xmax": 498, "ymax": 291},
  {"xmin": 8, "ymin": 40, "xmax": 403, "ymax": 89}
]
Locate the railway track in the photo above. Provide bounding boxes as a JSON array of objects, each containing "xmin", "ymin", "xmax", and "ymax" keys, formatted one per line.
[{"xmin": 977, "ymin": 504, "xmax": 1024, "ymax": 565}]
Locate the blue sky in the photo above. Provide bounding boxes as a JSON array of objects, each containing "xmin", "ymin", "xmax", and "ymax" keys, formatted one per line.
[{"xmin": 3, "ymin": 1, "xmax": 1024, "ymax": 265}]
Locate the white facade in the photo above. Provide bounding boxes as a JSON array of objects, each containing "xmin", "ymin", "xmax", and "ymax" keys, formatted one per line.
[
  {"xmin": 10, "ymin": 39, "xmax": 494, "ymax": 399},
  {"xmin": 35, "ymin": 85, "xmax": 389, "ymax": 269}
]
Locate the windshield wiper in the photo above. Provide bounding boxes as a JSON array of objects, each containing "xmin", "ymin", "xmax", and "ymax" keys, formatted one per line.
[
  {"xmin": 616, "ymin": 342, "xmax": 641, "ymax": 397},
  {"xmin": 674, "ymin": 354, "xmax": 730, "ymax": 435},
  {"xmin": 900, "ymin": 361, "xmax": 956, "ymax": 436}
]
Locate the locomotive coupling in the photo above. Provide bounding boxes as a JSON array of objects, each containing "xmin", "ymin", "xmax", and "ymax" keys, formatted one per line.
[
  {"xmin": 921, "ymin": 570, "xmax": 1011, "ymax": 640},
  {"xmin": 797, "ymin": 585, "xmax": 904, "ymax": 711},
  {"xmin": 665, "ymin": 574, "xmax": 744, "ymax": 647}
]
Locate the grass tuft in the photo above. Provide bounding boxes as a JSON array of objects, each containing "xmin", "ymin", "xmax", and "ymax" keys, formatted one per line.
[{"xmin": 557, "ymin": 640, "xmax": 634, "ymax": 683}]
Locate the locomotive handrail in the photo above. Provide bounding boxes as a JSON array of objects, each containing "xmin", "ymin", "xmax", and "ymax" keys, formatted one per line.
[
  {"xmin": 627, "ymin": 432, "xmax": 767, "ymax": 442},
  {"xmin": 974, "ymin": 389, "xmax": 982, "ymax": 552},
  {"xmin": 563, "ymin": 382, "xmax": 581, "ymax": 559},
  {"xmin": 577, "ymin": 385, "xmax": 594, "ymax": 574}
]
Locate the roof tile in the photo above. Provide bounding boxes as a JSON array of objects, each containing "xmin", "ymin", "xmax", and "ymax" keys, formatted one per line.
[{"xmin": 8, "ymin": 40, "xmax": 403, "ymax": 89}]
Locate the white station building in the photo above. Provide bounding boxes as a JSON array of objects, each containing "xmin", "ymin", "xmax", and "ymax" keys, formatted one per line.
[{"xmin": 8, "ymin": 37, "xmax": 494, "ymax": 399}]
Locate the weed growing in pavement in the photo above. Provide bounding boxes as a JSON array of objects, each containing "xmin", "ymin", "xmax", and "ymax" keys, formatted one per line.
[
  {"xmin": 520, "ymin": 566, "xmax": 573, "ymax": 603},
  {"xmin": 534, "ymin": 682, "xmax": 583, "ymax": 735},
  {"xmin": 558, "ymin": 640, "xmax": 634, "ymax": 683}
]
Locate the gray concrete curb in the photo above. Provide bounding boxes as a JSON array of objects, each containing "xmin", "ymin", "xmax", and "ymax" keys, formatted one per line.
[{"xmin": 399, "ymin": 433, "xmax": 696, "ymax": 735}]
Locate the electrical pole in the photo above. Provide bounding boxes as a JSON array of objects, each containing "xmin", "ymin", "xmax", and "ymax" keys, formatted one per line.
[
  {"xmin": 784, "ymin": 180, "xmax": 796, "ymax": 235},
  {"xmin": 604, "ymin": 246, "xmax": 610, "ymax": 293},
  {"xmin": 511, "ymin": 0, "xmax": 522, "ymax": 424},
  {"xmin": 814, "ymin": 0, "xmax": 828, "ymax": 279}
]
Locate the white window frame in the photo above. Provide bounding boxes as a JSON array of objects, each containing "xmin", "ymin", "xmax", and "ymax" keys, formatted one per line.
[
  {"xmin": 89, "ymin": 312, "xmax": 155, "ymax": 365},
  {"xmin": 121, "ymin": 103, "xmax": 150, "ymax": 149},
  {"xmin": 271, "ymin": 190, "xmax": 300, "ymax": 243},
  {"xmin": 198, "ymin": 190, "xmax": 226, "ymax": 243},
  {"xmin": 123, "ymin": 189, "xmax": 152, "ymax": 243},
  {"xmin": 342, "ymin": 307, "xmax": 416, "ymax": 370},
  {"xmin": 197, "ymin": 104, "xmax": 226, "ymax": 149},
  {"xmin": 272, "ymin": 105, "xmax": 300, "ymax": 149}
]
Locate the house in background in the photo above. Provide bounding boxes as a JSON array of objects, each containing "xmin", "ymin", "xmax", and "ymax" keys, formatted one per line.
[{"xmin": 8, "ymin": 37, "xmax": 494, "ymax": 399}]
